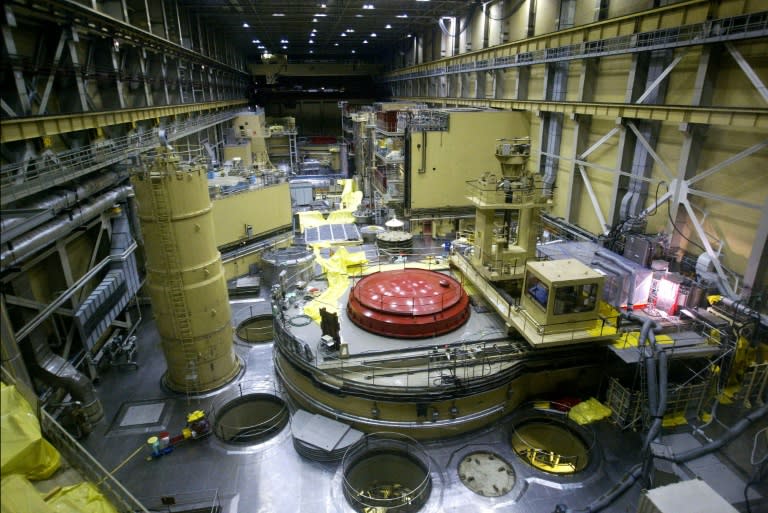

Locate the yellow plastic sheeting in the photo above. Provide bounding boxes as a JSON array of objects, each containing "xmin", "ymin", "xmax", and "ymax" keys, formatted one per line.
[
  {"xmin": 326, "ymin": 210, "xmax": 355, "ymax": 225},
  {"xmin": 610, "ymin": 331, "xmax": 675, "ymax": 350},
  {"xmin": 567, "ymin": 398, "xmax": 612, "ymax": 425},
  {"xmin": 303, "ymin": 246, "xmax": 368, "ymax": 323},
  {"xmin": 46, "ymin": 482, "xmax": 118, "ymax": 513},
  {"xmin": 1, "ymin": 474, "xmax": 55, "ymax": 513},
  {"xmin": 339, "ymin": 179, "xmax": 363, "ymax": 212},
  {"xmin": 296, "ymin": 211, "xmax": 327, "ymax": 232},
  {"xmin": 1, "ymin": 384, "xmax": 60, "ymax": 480},
  {"xmin": 587, "ymin": 302, "xmax": 621, "ymax": 337}
]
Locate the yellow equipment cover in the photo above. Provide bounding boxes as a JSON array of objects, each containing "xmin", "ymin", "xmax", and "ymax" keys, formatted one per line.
[
  {"xmin": 0, "ymin": 383, "xmax": 60, "ymax": 480},
  {"xmin": 567, "ymin": 397, "xmax": 612, "ymax": 425},
  {"xmin": 45, "ymin": 482, "xmax": 118, "ymax": 513},
  {"xmin": 0, "ymin": 474, "xmax": 55, "ymax": 513}
]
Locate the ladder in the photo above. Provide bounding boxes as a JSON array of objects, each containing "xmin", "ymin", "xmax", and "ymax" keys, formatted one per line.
[
  {"xmin": 150, "ymin": 165, "xmax": 199, "ymax": 399},
  {"xmin": 178, "ymin": 64, "xmax": 191, "ymax": 104}
]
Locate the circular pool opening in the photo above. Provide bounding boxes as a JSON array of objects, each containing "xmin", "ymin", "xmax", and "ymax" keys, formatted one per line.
[
  {"xmin": 509, "ymin": 417, "xmax": 590, "ymax": 474},
  {"xmin": 342, "ymin": 434, "xmax": 431, "ymax": 513},
  {"xmin": 213, "ymin": 393, "xmax": 288, "ymax": 444},
  {"xmin": 458, "ymin": 451, "xmax": 515, "ymax": 497},
  {"xmin": 236, "ymin": 315, "xmax": 274, "ymax": 343}
]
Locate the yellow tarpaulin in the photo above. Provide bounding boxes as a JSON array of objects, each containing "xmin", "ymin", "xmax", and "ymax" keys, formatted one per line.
[
  {"xmin": 303, "ymin": 246, "xmax": 368, "ymax": 323},
  {"xmin": 46, "ymin": 482, "xmax": 119, "ymax": 513},
  {"xmin": 0, "ymin": 474, "xmax": 55, "ymax": 513},
  {"xmin": 567, "ymin": 397, "xmax": 612, "ymax": 425},
  {"xmin": 0, "ymin": 383, "xmax": 60, "ymax": 480}
]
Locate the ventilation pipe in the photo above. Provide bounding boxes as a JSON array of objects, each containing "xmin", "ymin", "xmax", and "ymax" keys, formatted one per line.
[
  {"xmin": 1, "ymin": 185, "xmax": 133, "ymax": 269},
  {"xmin": 26, "ymin": 330, "xmax": 103, "ymax": 434},
  {"xmin": 0, "ymin": 170, "xmax": 127, "ymax": 234}
]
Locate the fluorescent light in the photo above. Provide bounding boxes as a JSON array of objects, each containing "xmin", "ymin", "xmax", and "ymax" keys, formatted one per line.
[
  {"xmin": 334, "ymin": 42, "xmax": 339, "ymax": 46},
  {"xmin": 341, "ymin": 33, "xmax": 346, "ymax": 37},
  {"xmin": 370, "ymin": 32, "xmax": 377, "ymax": 37},
  {"xmin": 272, "ymin": 13, "xmax": 285, "ymax": 17},
  {"xmin": 385, "ymin": 24, "xmax": 392, "ymax": 29},
  {"xmin": 280, "ymin": 39, "xmax": 289, "ymax": 43},
  {"xmin": 282, "ymin": 45, "xmax": 287, "ymax": 49},
  {"xmin": 346, "ymin": 28, "xmax": 355, "ymax": 32},
  {"xmin": 355, "ymin": 14, "xmax": 363, "ymax": 17},
  {"xmin": 313, "ymin": 18, "xmax": 318, "ymax": 22},
  {"xmin": 363, "ymin": 3, "xmax": 374, "ymax": 9},
  {"xmin": 309, "ymin": 40, "xmax": 314, "ymax": 43},
  {"xmin": 312, "ymin": 28, "xmax": 317, "ymax": 32},
  {"xmin": 242, "ymin": 22, "xmax": 249, "ymax": 28},
  {"xmin": 252, "ymin": 39, "xmax": 257, "ymax": 43},
  {"xmin": 363, "ymin": 39, "xmax": 368, "ymax": 44},
  {"xmin": 320, "ymin": 3, "xmax": 326, "ymax": 7},
  {"xmin": 396, "ymin": 14, "xmax": 408, "ymax": 18},
  {"xmin": 314, "ymin": 13, "xmax": 327, "ymax": 17},
  {"xmin": 351, "ymin": 49, "xmax": 356, "ymax": 54},
  {"xmin": 257, "ymin": 45, "xmax": 265, "ymax": 49}
]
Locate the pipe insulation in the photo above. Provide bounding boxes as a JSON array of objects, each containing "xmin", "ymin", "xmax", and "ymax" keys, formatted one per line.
[
  {"xmin": 1, "ymin": 185, "xmax": 133, "ymax": 269},
  {"xmin": 0, "ymin": 170, "xmax": 127, "ymax": 233}
]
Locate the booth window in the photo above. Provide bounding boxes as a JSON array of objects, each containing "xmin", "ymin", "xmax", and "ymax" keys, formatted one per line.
[
  {"xmin": 526, "ymin": 273, "xmax": 549, "ymax": 309},
  {"xmin": 553, "ymin": 283, "xmax": 598, "ymax": 315}
]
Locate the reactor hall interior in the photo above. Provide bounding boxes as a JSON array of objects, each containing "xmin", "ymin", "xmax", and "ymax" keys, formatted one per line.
[{"xmin": 1, "ymin": 1, "xmax": 767, "ymax": 513}]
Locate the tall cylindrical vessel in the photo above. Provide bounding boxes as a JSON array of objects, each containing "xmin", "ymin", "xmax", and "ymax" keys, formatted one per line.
[{"xmin": 132, "ymin": 147, "xmax": 240, "ymax": 393}]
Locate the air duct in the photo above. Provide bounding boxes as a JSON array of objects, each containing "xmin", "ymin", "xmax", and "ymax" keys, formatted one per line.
[
  {"xmin": 27, "ymin": 330, "xmax": 103, "ymax": 432},
  {"xmin": 1, "ymin": 185, "xmax": 133, "ymax": 270}
]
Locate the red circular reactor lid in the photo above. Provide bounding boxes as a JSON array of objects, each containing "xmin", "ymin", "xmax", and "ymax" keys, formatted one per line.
[{"xmin": 347, "ymin": 269, "xmax": 470, "ymax": 338}]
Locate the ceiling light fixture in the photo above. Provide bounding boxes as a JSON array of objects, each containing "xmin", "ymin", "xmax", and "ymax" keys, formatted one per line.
[
  {"xmin": 258, "ymin": 45, "xmax": 265, "ymax": 49},
  {"xmin": 341, "ymin": 33, "xmax": 346, "ymax": 37},
  {"xmin": 309, "ymin": 40, "xmax": 314, "ymax": 43},
  {"xmin": 320, "ymin": 3, "xmax": 326, "ymax": 7},
  {"xmin": 356, "ymin": 14, "xmax": 363, "ymax": 18},
  {"xmin": 352, "ymin": 49, "xmax": 356, "ymax": 53},
  {"xmin": 362, "ymin": 3, "xmax": 374, "ymax": 9},
  {"xmin": 282, "ymin": 45, "xmax": 287, "ymax": 49},
  {"xmin": 385, "ymin": 24, "xmax": 392, "ymax": 29},
  {"xmin": 242, "ymin": 22, "xmax": 249, "ymax": 28},
  {"xmin": 314, "ymin": 13, "xmax": 327, "ymax": 17},
  {"xmin": 396, "ymin": 14, "xmax": 408, "ymax": 18},
  {"xmin": 346, "ymin": 28, "xmax": 354, "ymax": 32},
  {"xmin": 370, "ymin": 32, "xmax": 377, "ymax": 37},
  {"xmin": 310, "ymin": 50, "xmax": 314, "ymax": 53},
  {"xmin": 334, "ymin": 42, "xmax": 339, "ymax": 46},
  {"xmin": 272, "ymin": 13, "xmax": 285, "ymax": 17},
  {"xmin": 280, "ymin": 39, "xmax": 289, "ymax": 43},
  {"xmin": 363, "ymin": 39, "xmax": 368, "ymax": 43}
]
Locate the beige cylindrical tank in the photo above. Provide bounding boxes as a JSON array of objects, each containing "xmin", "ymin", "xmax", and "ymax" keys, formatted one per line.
[{"xmin": 132, "ymin": 147, "xmax": 240, "ymax": 393}]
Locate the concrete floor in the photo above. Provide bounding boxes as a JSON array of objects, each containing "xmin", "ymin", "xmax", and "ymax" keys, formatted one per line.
[{"xmin": 78, "ymin": 290, "xmax": 767, "ymax": 513}]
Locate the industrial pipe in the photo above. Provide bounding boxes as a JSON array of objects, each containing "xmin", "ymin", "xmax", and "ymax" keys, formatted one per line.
[
  {"xmin": 0, "ymin": 170, "xmax": 126, "ymax": 234},
  {"xmin": 1, "ymin": 185, "xmax": 133, "ymax": 269}
]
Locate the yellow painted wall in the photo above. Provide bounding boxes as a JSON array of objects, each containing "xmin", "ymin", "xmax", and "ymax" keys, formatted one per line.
[
  {"xmin": 607, "ymin": 0, "xmax": 654, "ymax": 19},
  {"xmin": 211, "ymin": 183, "xmax": 292, "ymax": 247},
  {"xmin": 505, "ymin": 0, "xmax": 531, "ymax": 42},
  {"xmin": 528, "ymin": 64, "xmax": 546, "ymax": 100},
  {"xmin": 410, "ymin": 110, "xmax": 530, "ymax": 210},
  {"xmin": 711, "ymin": 41, "xmax": 768, "ymax": 107},
  {"xmin": 223, "ymin": 143, "xmax": 252, "ymax": 168},
  {"xmin": 534, "ymin": 0, "xmax": 559, "ymax": 35},
  {"xmin": 592, "ymin": 55, "xmax": 632, "ymax": 103}
]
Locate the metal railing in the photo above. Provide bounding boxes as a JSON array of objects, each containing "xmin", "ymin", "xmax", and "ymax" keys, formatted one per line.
[
  {"xmin": 341, "ymin": 432, "xmax": 432, "ymax": 513},
  {"xmin": 39, "ymin": 410, "xmax": 150, "ymax": 513},
  {"xmin": 1, "ymin": 109, "xmax": 240, "ymax": 206},
  {"xmin": 386, "ymin": 11, "xmax": 768, "ymax": 82}
]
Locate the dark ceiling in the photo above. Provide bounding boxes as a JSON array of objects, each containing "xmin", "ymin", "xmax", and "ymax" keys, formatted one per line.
[{"xmin": 180, "ymin": 0, "xmax": 473, "ymax": 62}]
